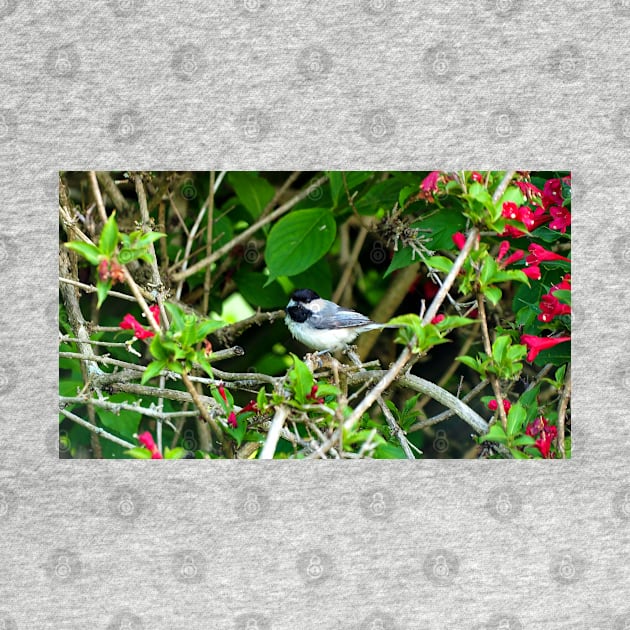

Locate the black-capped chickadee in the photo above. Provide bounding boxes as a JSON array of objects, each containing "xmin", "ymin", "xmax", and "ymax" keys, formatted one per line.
[{"xmin": 285, "ymin": 288, "xmax": 396, "ymax": 352}]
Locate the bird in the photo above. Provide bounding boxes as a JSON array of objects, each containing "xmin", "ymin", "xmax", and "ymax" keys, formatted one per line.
[{"xmin": 284, "ymin": 288, "xmax": 396, "ymax": 352}]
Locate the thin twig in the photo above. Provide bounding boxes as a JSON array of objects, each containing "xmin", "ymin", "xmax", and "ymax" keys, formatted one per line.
[
  {"xmin": 60, "ymin": 408, "xmax": 135, "ymax": 450},
  {"xmin": 556, "ymin": 364, "xmax": 571, "ymax": 458},
  {"xmin": 59, "ymin": 277, "xmax": 136, "ymax": 302},
  {"xmin": 377, "ymin": 396, "xmax": 415, "ymax": 459},
  {"xmin": 170, "ymin": 175, "xmax": 328, "ymax": 282},
  {"xmin": 89, "ymin": 171, "xmax": 109, "ymax": 223}
]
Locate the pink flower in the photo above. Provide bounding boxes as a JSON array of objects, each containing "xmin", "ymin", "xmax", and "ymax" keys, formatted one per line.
[
  {"xmin": 496, "ymin": 241, "xmax": 511, "ymax": 263},
  {"xmin": 515, "ymin": 180, "xmax": 542, "ymax": 201},
  {"xmin": 471, "ymin": 171, "xmax": 484, "ymax": 183},
  {"xmin": 431, "ymin": 314, "xmax": 445, "ymax": 325},
  {"xmin": 526, "ymin": 243, "xmax": 571, "ymax": 265},
  {"xmin": 538, "ymin": 294, "xmax": 571, "ymax": 323},
  {"xmin": 488, "ymin": 398, "xmax": 511, "ymax": 413},
  {"xmin": 542, "ymin": 178, "xmax": 563, "ymax": 210},
  {"xmin": 119, "ymin": 314, "xmax": 155, "ymax": 340},
  {"xmin": 525, "ymin": 416, "xmax": 557, "ymax": 458},
  {"xmin": 520, "ymin": 334, "xmax": 571, "ymax": 362},
  {"xmin": 137, "ymin": 431, "xmax": 163, "ymax": 459},
  {"xmin": 227, "ymin": 411, "xmax": 238, "ymax": 429},
  {"xmin": 452, "ymin": 232, "xmax": 466, "ymax": 250},
  {"xmin": 502, "ymin": 250, "xmax": 525, "ymax": 268},
  {"xmin": 421, "ymin": 171, "xmax": 441, "ymax": 194},
  {"xmin": 522, "ymin": 265, "xmax": 541, "ymax": 280},
  {"xmin": 549, "ymin": 206, "xmax": 571, "ymax": 233}
]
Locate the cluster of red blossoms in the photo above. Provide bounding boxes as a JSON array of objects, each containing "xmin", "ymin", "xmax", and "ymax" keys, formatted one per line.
[
  {"xmin": 538, "ymin": 274, "xmax": 571, "ymax": 323},
  {"xmin": 525, "ymin": 416, "xmax": 557, "ymax": 458},
  {"xmin": 98, "ymin": 258, "xmax": 125, "ymax": 283},
  {"xmin": 119, "ymin": 305, "xmax": 160, "ymax": 340}
]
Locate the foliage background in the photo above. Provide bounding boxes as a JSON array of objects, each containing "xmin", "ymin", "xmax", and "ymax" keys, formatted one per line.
[{"xmin": 59, "ymin": 170, "xmax": 570, "ymax": 459}]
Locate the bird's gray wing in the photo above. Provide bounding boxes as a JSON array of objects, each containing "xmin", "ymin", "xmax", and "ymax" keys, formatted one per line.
[{"xmin": 309, "ymin": 305, "xmax": 375, "ymax": 329}]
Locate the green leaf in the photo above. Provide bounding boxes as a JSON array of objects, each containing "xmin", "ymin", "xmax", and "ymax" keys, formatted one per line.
[
  {"xmin": 164, "ymin": 447, "xmax": 188, "ymax": 459},
  {"xmin": 197, "ymin": 318, "xmax": 225, "ymax": 338},
  {"xmin": 96, "ymin": 279, "xmax": 112, "ymax": 309},
  {"xmin": 513, "ymin": 435, "xmax": 536, "ymax": 446},
  {"xmin": 233, "ymin": 270, "xmax": 288, "ymax": 308},
  {"xmin": 124, "ymin": 447, "xmax": 152, "ymax": 459},
  {"xmin": 195, "ymin": 353, "xmax": 214, "ymax": 378},
  {"xmin": 99, "ymin": 212, "xmax": 120, "ymax": 257},
  {"xmin": 330, "ymin": 171, "xmax": 374, "ymax": 207},
  {"xmin": 289, "ymin": 353, "xmax": 314, "ymax": 404},
  {"xmin": 480, "ymin": 423, "xmax": 508, "ymax": 444},
  {"xmin": 506, "ymin": 403, "xmax": 526, "ymax": 436},
  {"xmin": 553, "ymin": 289, "xmax": 571, "ymax": 305},
  {"xmin": 425, "ymin": 255, "xmax": 454, "ymax": 274},
  {"xmin": 95, "ymin": 402, "xmax": 141, "ymax": 439},
  {"xmin": 224, "ymin": 415, "xmax": 247, "ymax": 447},
  {"xmin": 228, "ymin": 172, "xmax": 275, "ymax": 219},
  {"xmin": 65, "ymin": 241, "xmax": 101, "ymax": 265},
  {"xmin": 165, "ymin": 302, "xmax": 186, "ymax": 332},
  {"xmin": 413, "ymin": 207, "xmax": 467, "ymax": 250},
  {"xmin": 483, "ymin": 286, "xmax": 502, "ymax": 305},
  {"xmin": 265, "ymin": 208, "xmax": 336, "ymax": 280},
  {"xmin": 491, "ymin": 335, "xmax": 510, "ymax": 365},
  {"xmin": 149, "ymin": 335, "xmax": 169, "ymax": 361},
  {"xmin": 141, "ymin": 359, "xmax": 167, "ymax": 384},
  {"xmin": 480, "ymin": 256, "xmax": 498, "ymax": 287},
  {"xmin": 384, "ymin": 247, "xmax": 417, "ymax": 278},
  {"xmin": 434, "ymin": 316, "xmax": 477, "ymax": 331},
  {"xmin": 353, "ymin": 179, "xmax": 400, "ymax": 215},
  {"xmin": 257, "ymin": 386, "xmax": 267, "ymax": 412}
]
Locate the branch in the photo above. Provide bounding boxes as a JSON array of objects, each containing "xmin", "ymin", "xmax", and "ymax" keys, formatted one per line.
[
  {"xmin": 556, "ymin": 364, "xmax": 571, "ymax": 458},
  {"xmin": 170, "ymin": 174, "xmax": 328, "ymax": 282},
  {"xmin": 60, "ymin": 408, "xmax": 135, "ymax": 450},
  {"xmin": 259, "ymin": 406, "xmax": 290, "ymax": 459}
]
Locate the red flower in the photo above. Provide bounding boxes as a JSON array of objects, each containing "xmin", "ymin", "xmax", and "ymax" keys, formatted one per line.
[
  {"xmin": 542, "ymin": 178, "xmax": 563, "ymax": 210},
  {"xmin": 549, "ymin": 206, "xmax": 571, "ymax": 233},
  {"xmin": 452, "ymin": 232, "xmax": 466, "ymax": 250},
  {"xmin": 502, "ymin": 201, "xmax": 519, "ymax": 221},
  {"xmin": 520, "ymin": 334, "xmax": 571, "ymax": 362},
  {"xmin": 488, "ymin": 398, "xmax": 511, "ymax": 413},
  {"xmin": 239, "ymin": 400, "xmax": 259, "ymax": 414},
  {"xmin": 421, "ymin": 171, "xmax": 441, "ymax": 194},
  {"xmin": 526, "ymin": 243, "xmax": 570, "ymax": 265},
  {"xmin": 522, "ymin": 265, "xmax": 541, "ymax": 280},
  {"xmin": 421, "ymin": 279, "xmax": 439, "ymax": 301},
  {"xmin": 502, "ymin": 250, "xmax": 525, "ymax": 268},
  {"xmin": 217, "ymin": 384, "xmax": 228, "ymax": 403},
  {"xmin": 470, "ymin": 171, "xmax": 484, "ymax": 183},
  {"xmin": 496, "ymin": 241, "xmax": 511, "ymax": 263},
  {"xmin": 431, "ymin": 314, "xmax": 445, "ymax": 325},
  {"xmin": 525, "ymin": 417, "xmax": 557, "ymax": 458},
  {"xmin": 148, "ymin": 304, "xmax": 161, "ymax": 326},
  {"xmin": 501, "ymin": 202, "xmax": 535, "ymax": 237},
  {"xmin": 119, "ymin": 313, "xmax": 155, "ymax": 340},
  {"xmin": 137, "ymin": 431, "xmax": 163, "ymax": 459},
  {"xmin": 515, "ymin": 180, "xmax": 542, "ymax": 201},
  {"xmin": 306, "ymin": 385, "xmax": 325, "ymax": 404},
  {"xmin": 98, "ymin": 259, "xmax": 110, "ymax": 282},
  {"xmin": 97, "ymin": 258, "xmax": 125, "ymax": 284},
  {"xmin": 538, "ymin": 294, "xmax": 571, "ymax": 322},
  {"xmin": 227, "ymin": 411, "xmax": 238, "ymax": 429}
]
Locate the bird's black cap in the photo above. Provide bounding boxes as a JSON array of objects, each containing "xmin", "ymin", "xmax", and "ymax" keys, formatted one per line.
[{"xmin": 290, "ymin": 288, "xmax": 320, "ymax": 303}]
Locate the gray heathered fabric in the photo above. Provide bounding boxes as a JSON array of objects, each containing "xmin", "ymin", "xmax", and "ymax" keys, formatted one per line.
[{"xmin": 0, "ymin": 1, "xmax": 623, "ymax": 628}]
